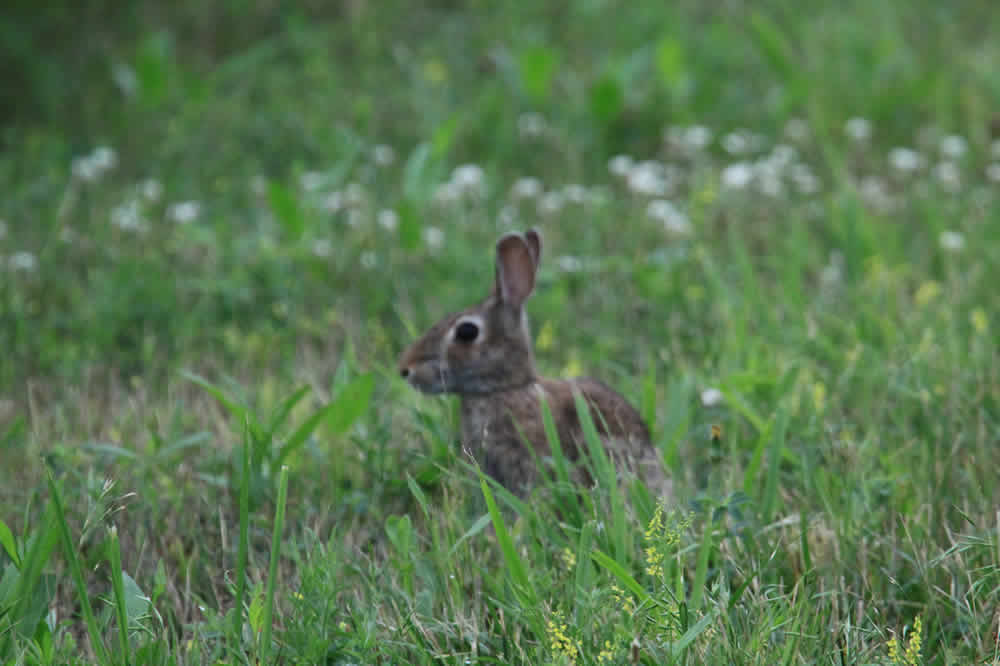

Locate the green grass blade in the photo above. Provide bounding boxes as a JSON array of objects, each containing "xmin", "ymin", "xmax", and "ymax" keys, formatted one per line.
[
  {"xmin": 573, "ymin": 391, "xmax": 626, "ymax": 559},
  {"xmin": 261, "ymin": 464, "xmax": 289, "ymax": 661},
  {"xmin": 45, "ymin": 467, "xmax": 110, "ymax": 665},
  {"xmin": 233, "ymin": 418, "xmax": 252, "ymax": 646},
  {"xmin": 590, "ymin": 549, "xmax": 652, "ymax": 607},
  {"xmin": 180, "ymin": 371, "xmax": 249, "ymax": 424},
  {"xmin": 478, "ymin": 469, "xmax": 536, "ymax": 607},
  {"xmin": 108, "ymin": 526, "xmax": 130, "ymax": 665},
  {"xmin": 761, "ymin": 406, "xmax": 789, "ymax": 524},
  {"xmin": 689, "ymin": 516, "xmax": 715, "ymax": 614}
]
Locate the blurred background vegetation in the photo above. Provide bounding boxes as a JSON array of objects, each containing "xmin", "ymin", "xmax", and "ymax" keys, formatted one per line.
[{"xmin": 1, "ymin": 0, "xmax": 999, "ymax": 662}]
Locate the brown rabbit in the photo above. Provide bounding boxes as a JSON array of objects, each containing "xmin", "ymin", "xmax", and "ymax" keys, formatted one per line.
[{"xmin": 398, "ymin": 228, "xmax": 669, "ymax": 497}]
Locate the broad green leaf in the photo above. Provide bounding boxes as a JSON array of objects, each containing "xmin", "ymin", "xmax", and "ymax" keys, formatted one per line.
[
  {"xmin": 268, "ymin": 181, "xmax": 305, "ymax": 240},
  {"xmin": 326, "ymin": 372, "xmax": 374, "ymax": 434},
  {"xmin": 519, "ymin": 46, "xmax": 560, "ymax": 101},
  {"xmin": 0, "ymin": 520, "xmax": 19, "ymax": 568},
  {"xmin": 181, "ymin": 371, "xmax": 250, "ymax": 424},
  {"xmin": 589, "ymin": 74, "xmax": 624, "ymax": 122}
]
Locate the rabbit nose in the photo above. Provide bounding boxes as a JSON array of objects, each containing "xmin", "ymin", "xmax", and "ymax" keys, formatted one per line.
[{"xmin": 400, "ymin": 366, "xmax": 411, "ymax": 379}]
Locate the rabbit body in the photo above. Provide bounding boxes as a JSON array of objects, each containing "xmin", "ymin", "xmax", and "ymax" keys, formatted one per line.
[{"xmin": 399, "ymin": 229, "xmax": 668, "ymax": 496}]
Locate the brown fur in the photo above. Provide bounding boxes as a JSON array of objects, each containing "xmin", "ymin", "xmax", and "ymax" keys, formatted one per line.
[{"xmin": 399, "ymin": 229, "xmax": 669, "ymax": 497}]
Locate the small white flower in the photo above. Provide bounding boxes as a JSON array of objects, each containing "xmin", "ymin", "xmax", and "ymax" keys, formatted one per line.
[
  {"xmin": 626, "ymin": 161, "xmax": 670, "ymax": 197},
  {"xmin": 312, "ymin": 239, "xmax": 333, "ymax": 258},
  {"xmin": 769, "ymin": 144, "xmax": 798, "ymax": 168},
  {"xmin": 756, "ymin": 167, "xmax": 784, "ymax": 198},
  {"xmin": 537, "ymin": 190, "xmax": 565, "ymax": 216},
  {"xmin": 722, "ymin": 130, "xmax": 759, "ymax": 155},
  {"xmin": 790, "ymin": 163, "xmax": 820, "ymax": 194},
  {"xmin": 433, "ymin": 181, "xmax": 462, "ymax": 205},
  {"xmin": 700, "ymin": 388, "xmax": 724, "ymax": 407},
  {"xmin": 666, "ymin": 125, "xmax": 712, "ymax": 153},
  {"xmin": 608, "ymin": 154, "xmax": 634, "ymax": 178},
  {"xmin": 167, "ymin": 201, "xmax": 201, "ymax": 224},
  {"xmin": 346, "ymin": 209, "xmax": 364, "ymax": 228},
  {"xmin": 888, "ymin": 147, "xmax": 925, "ymax": 173},
  {"xmin": 784, "ymin": 117, "xmax": 810, "ymax": 142},
  {"xmin": 859, "ymin": 176, "xmax": 894, "ymax": 212},
  {"xmin": 820, "ymin": 250, "xmax": 845, "ymax": 286},
  {"xmin": 556, "ymin": 255, "xmax": 583, "ymax": 272},
  {"xmin": 562, "ymin": 184, "xmax": 588, "ymax": 204},
  {"xmin": 140, "ymin": 178, "xmax": 163, "ymax": 202},
  {"xmin": 111, "ymin": 199, "xmax": 146, "ymax": 232},
  {"xmin": 451, "ymin": 164, "xmax": 486, "ymax": 196},
  {"xmin": 343, "ymin": 183, "xmax": 366, "ymax": 208},
  {"xmin": 360, "ymin": 251, "xmax": 377, "ymax": 269},
  {"xmin": 844, "ymin": 117, "xmax": 872, "ymax": 142},
  {"xmin": 939, "ymin": 134, "xmax": 967, "ymax": 159},
  {"xmin": 322, "ymin": 191, "xmax": 343, "ymax": 213},
  {"xmin": 376, "ymin": 209, "xmax": 399, "ymax": 232},
  {"xmin": 938, "ymin": 230, "xmax": 965, "ymax": 252},
  {"xmin": 518, "ymin": 112, "xmax": 546, "ymax": 139},
  {"xmin": 90, "ymin": 146, "xmax": 118, "ymax": 172},
  {"xmin": 423, "ymin": 226, "xmax": 444, "ymax": 249},
  {"xmin": 8, "ymin": 251, "xmax": 38, "ymax": 272},
  {"xmin": 510, "ymin": 177, "xmax": 543, "ymax": 200},
  {"xmin": 372, "ymin": 144, "xmax": 396, "ymax": 167},
  {"xmin": 933, "ymin": 161, "xmax": 961, "ymax": 192},
  {"xmin": 646, "ymin": 199, "xmax": 691, "ymax": 235},
  {"xmin": 71, "ymin": 156, "xmax": 101, "ymax": 183},
  {"xmin": 986, "ymin": 163, "xmax": 1000, "ymax": 183},
  {"xmin": 112, "ymin": 63, "xmax": 138, "ymax": 96},
  {"xmin": 497, "ymin": 204, "xmax": 518, "ymax": 228},
  {"xmin": 720, "ymin": 162, "xmax": 753, "ymax": 189},
  {"xmin": 299, "ymin": 171, "xmax": 325, "ymax": 192}
]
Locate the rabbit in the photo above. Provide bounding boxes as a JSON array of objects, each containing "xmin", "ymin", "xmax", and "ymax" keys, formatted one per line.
[{"xmin": 398, "ymin": 228, "xmax": 670, "ymax": 498}]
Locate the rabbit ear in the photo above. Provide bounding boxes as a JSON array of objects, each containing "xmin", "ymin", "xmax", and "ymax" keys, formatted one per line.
[
  {"xmin": 523, "ymin": 228, "xmax": 542, "ymax": 268},
  {"xmin": 495, "ymin": 232, "xmax": 537, "ymax": 308}
]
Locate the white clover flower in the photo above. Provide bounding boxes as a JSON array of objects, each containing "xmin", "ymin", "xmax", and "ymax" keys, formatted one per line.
[
  {"xmin": 646, "ymin": 199, "xmax": 691, "ymax": 235},
  {"xmin": 72, "ymin": 156, "xmax": 101, "ymax": 183},
  {"xmin": 986, "ymin": 163, "xmax": 1000, "ymax": 183},
  {"xmin": 343, "ymin": 182, "xmax": 366, "ymax": 208},
  {"xmin": 8, "ymin": 251, "xmax": 38, "ymax": 272},
  {"xmin": 722, "ymin": 131, "xmax": 749, "ymax": 155},
  {"xmin": 300, "ymin": 171, "xmax": 325, "ymax": 192},
  {"xmin": 372, "ymin": 144, "xmax": 396, "ymax": 167},
  {"xmin": 769, "ymin": 144, "xmax": 798, "ymax": 168},
  {"xmin": 938, "ymin": 230, "xmax": 965, "ymax": 252},
  {"xmin": 112, "ymin": 63, "xmax": 138, "ymax": 96},
  {"xmin": 844, "ymin": 117, "xmax": 872, "ymax": 142},
  {"xmin": 518, "ymin": 112, "xmax": 546, "ymax": 139},
  {"xmin": 933, "ymin": 161, "xmax": 961, "ymax": 192},
  {"xmin": 312, "ymin": 239, "xmax": 333, "ymax": 258},
  {"xmin": 888, "ymin": 147, "xmax": 925, "ymax": 173},
  {"xmin": 423, "ymin": 226, "xmax": 444, "ymax": 249},
  {"xmin": 790, "ymin": 163, "xmax": 820, "ymax": 194},
  {"xmin": 376, "ymin": 209, "xmax": 399, "ymax": 232},
  {"xmin": 562, "ymin": 183, "xmax": 588, "ymax": 204},
  {"xmin": 111, "ymin": 199, "xmax": 146, "ymax": 232},
  {"xmin": 556, "ymin": 255, "xmax": 583, "ymax": 273},
  {"xmin": 346, "ymin": 209, "xmax": 364, "ymax": 228},
  {"xmin": 451, "ymin": 164, "xmax": 486, "ymax": 197},
  {"xmin": 755, "ymin": 164, "xmax": 784, "ymax": 197},
  {"xmin": 360, "ymin": 251, "xmax": 377, "ymax": 269},
  {"xmin": 700, "ymin": 388, "xmax": 724, "ymax": 407},
  {"xmin": 167, "ymin": 201, "xmax": 201, "ymax": 224},
  {"xmin": 859, "ymin": 176, "xmax": 894, "ymax": 213},
  {"xmin": 537, "ymin": 190, "xmax": 565, "ymax": 216},
  {"xmin": 510, "ymin": 177, "xmax": 543, "ymax": 200},
  {"xmin": 140, "ymin": 178, "xmax": 163, "ymax": 202},
  {"xmin": 497, "ymin": 204, "xmax": 518, "ymax": 228},
  {"xmin": 626, "ymin": 161, "xmax": 670, "ymax": 197},
  {"xmin": 433, "ymin": 181, "xmax": 462, "ymax": 206},
  {"xmin": 720, "ymin": 162, "xmax": 753, "ymax": 189},
  {"xmin": 666, "ymin": 125, "xmax": 712, "ymax": 153},
  {"xmin": 91, "ymin": 146, "xmax": 118, "ymax": 172},
  {"xmin": 608, "ymin": 154, "xmax": 634, "ymax": 178},
  {"xmin": 939, "ymin": 134, "xmax": 967, "ymax": 159},
  {"xmin": 784, "ymin": 117, "xmax": 810, "ymax": 142},
  {"xmin": 322, "ymin": 191, "xmax": 343, "ymax": 213}
]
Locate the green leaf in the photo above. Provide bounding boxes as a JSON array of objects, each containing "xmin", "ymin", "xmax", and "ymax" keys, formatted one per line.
[
  {"xmin": 590, "ymin": 549, "xmax": 653, "ymax": 607},
  {"xmin": 403, "ymin": 142, "xmax": 433, "ymax": 201},
  {"xmin": 122, "ymin": 570, "xmax": 152, "ymax": 626},
  {"xmin": 326, "ymin": 372, "xmax": 374, "ymax": 434},
  {"xmin": 671, "ymin": 607, "xmax": 720, "ymax": 657},
  {"xmin": 519, "ymin": 46, "xmax": 560, "ymax": 101},
  {"xmin": 655, "ymin": 36, "xmax": 686, "ymax": 90},
  {"xmin": 761, "ymin": 405, "xmax": 789, "ymax": 523},
  {"xmin": 248, "ymin": 584, "xmax": 266, "ymax": 636},
  {"xmin": 268, "ymin": 181, "xmax": 305, "ymax": 240},
  {"xmin": 479, "ymin": 471, "xmax": 536, "ymax": 607},
  {"xmin": 265, "ymin": 385, "xmax": 311, "ymax": 441},
  {"xmin": 397, "ymin": 199, "xmax": 422, "ymax": 250},
  {"xmin": 181, "ymin": 371, "xmax": 250, "ymax": 424},
  {"xmin": 0, "ymin": 520, "xmax": 19, "ymax": 568},
  {"xmin": 448, "ymin": 514, "xmax": 492, "ymax": 558},
  {"xmin": 385, "ymin": 515, "xmax": 413, "ymax": 557},
  {"xmin": 589, "ymin": 74, "xmax": 624, "ymax": 122}
]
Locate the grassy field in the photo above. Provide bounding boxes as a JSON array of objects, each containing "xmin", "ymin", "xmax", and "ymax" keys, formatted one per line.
[{"xmin": 2, "ymin": 1, "xmax": 999, "ymax": 663}]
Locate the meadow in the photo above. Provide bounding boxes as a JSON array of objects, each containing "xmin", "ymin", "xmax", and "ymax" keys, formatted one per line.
[{"xmin": 1, "ymin": 1, "xmax": 999, "ymax": 663}]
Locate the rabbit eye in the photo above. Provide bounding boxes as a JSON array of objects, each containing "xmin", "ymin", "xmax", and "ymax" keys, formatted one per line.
[{"xmin": 454, "ymin": 321, "xmax": 480, "ymax": 342}]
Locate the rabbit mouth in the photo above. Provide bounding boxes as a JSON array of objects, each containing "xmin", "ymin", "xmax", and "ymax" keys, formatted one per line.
[{"xmin": 403, "ymin": 360, "xmax": 451, "ymax": 394}]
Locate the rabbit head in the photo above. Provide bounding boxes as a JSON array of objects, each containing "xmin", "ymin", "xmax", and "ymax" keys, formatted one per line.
[{"xmin": 399, "ymin": 229, "xmax": 543, "ymax": 396}]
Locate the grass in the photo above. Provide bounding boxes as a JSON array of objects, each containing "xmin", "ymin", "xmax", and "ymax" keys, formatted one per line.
[{"xmin": 1, "ymin": 0, "xmax": 999, "ymax": 663}]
